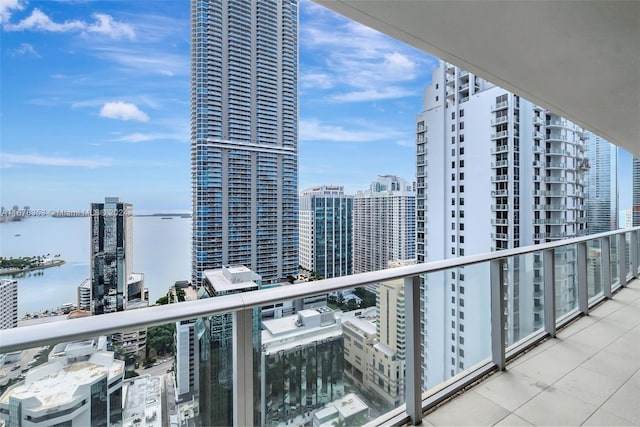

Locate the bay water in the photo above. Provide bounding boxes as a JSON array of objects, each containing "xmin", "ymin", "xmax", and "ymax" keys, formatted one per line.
[{"xmin": 0, "ymin": 216, "xmax": 191, "ymax": 317}]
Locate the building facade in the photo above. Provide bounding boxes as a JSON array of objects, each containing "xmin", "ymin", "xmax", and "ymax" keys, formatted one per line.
[
  {"xmin": 0, "ymin": 338, "xmax": 124, "ymax": 426},
  {"xmin": 634, "ymin": 157, "xmax": 640, "ymax": 226},
  {"xmin": 353, "ymin": 175, "xmax": 415, "ymax": 275},
  {"xmin": 299, "ymin": 185, "xmax": 353, "ymax": 279},
  {"xmin": 260, "ymin": 307, "xmax": 344, "ymax": 426},
  {"xmin": 90, "ymin": 197, "xmax": 133, "ymax": 314},
  {"xmin": 0, "ymin": 279, "xmax": 17, "ymax": 330},
  {"xmin": 416, "ymin": 61, "xmax": 588, "ymax": 389},
  {"xmin": 196, "ymin": 266, "xmax": 262, "ymax": 427},
  {"xmin": 191, "ymin": 0, "xmax": 299, "ymax": 287},
  {"xmin": 585, "ymin": 132, "xmax": 618, "ymax": 233}
]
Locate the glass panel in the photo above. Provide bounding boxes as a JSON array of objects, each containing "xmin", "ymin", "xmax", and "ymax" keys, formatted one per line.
[
  {"xmin": 610, "ymin": 235, "xmax": 620, "ymax": 286},
  {"xmin": 625, "ymin": 232, "xmax": 632, "ymax": 280},
  {"xmin": 421, "ymin": 263, "xmax": 491, "ymax": 393},
  {"xmin": 587, "ymin": 238, "xmax": 603, "ymax": 300},
  {"xmin": 505, "ymin": 251, "xmax": 545, "ymax": 347},
  {"xmin": 555, "ymin": 244, "xmax": 578, "ymax": 319},
  {"xmin": 333, "ymin": 282, "xmax": 404, "ymax": 423}
]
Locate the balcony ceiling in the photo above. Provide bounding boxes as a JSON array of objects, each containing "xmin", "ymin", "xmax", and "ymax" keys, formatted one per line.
[{"xmin": 314, "ymin": 1, "xmax": 640, "ymax": 157}]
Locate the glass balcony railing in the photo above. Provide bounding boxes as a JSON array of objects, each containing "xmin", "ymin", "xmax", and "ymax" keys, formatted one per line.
[{"xmin": 0, "ymin": 228, "xmax": 638, "ymax": 426}]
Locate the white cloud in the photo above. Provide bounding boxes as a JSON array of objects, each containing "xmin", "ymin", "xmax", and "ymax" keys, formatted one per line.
[
  {"xmin": 10, "ymin": 43, "xmax": 40, "ymax": 58},
  {"xmin": 300, "ymin": 6, "xmax": 436, "ymax": 103},
  {"xmin": 301, "ymin": 72, "xmax": 334, "ymax": 90},
  {"xmin": 300, "ymin": 119, "xmax": 403, "ymax": 142},
  {"xmin": 331, "ymin": 87, "xmax": 416, "ymax": 103},
  {"xmin": 4, "ymin": 9, "xmax": 135, "ymax": 40},
  {"xmin": 1, "ymin": 153, "xmax": 111, "ymax": 168},
  {"xmin": 0, "ymin": 0, "xmax": 25, "ymax": 25},
  {"xmin": 395, "ymin": 139, "xmax": 415, "ymax": 148},
  {"xmin": 91, "ymin": 47, "xmax": 188, "ymax": 76},
  {"xmin": 112, "ymin": 132, "xmax": 186, "ymax": 143},
  {"xmin": 99, "ymin": 102, "xmax": 149, "ymax": 122},
  {"xmin": 86, "ymin": 13, "xmax": 135, "ymax": 40}
]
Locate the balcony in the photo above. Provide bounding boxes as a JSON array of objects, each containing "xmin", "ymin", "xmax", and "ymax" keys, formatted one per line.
[
  {"xmin": 1, "ymin": 228, "xmax": 638, "ymax": 427},
  {"xmin": 491, "ymin": 131, "xmax": 509, "ymax": 140},
  {"xmin": 491, "ymin": 160, "xmax": 509, "ymax": 168},
  {"xmin": 491, "ymin": 116, "xmax": 509, "ymax": 125},
  {"xmin": 491, "ymin": 101, "xmax": 508, "ymax": 111}
]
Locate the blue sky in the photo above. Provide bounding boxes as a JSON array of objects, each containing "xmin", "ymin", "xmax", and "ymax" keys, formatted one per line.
[{"xmin": 0, "ymin": 0, "xmax": 633, "ymax": 214}]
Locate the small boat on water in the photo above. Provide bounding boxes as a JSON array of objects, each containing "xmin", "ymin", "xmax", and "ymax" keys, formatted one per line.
[
  {"xmin": 14, "ymin": 234, "xmax": 21, "ymax": 237},
  {"xmin": 161, "ymin": 217, "xmax": 173, "ymax": 220}
]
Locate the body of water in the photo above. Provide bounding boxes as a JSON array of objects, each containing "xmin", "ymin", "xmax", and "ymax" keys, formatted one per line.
[{"xmin": 0, "ymin": 216, "xmax": 191, "ymax": 317}]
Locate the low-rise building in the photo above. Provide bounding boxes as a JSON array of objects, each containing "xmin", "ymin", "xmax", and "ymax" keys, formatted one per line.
[
  {"xmin": 261, "ymin": 307, "xmax": 344, "ymax": 426},
  {"xmin": 0, "ymin": 338, "xmax": 124, "ymax": 426},
  {"xmin": 312, "ymin": 393, "xmax": 368, "ymax": 427}
]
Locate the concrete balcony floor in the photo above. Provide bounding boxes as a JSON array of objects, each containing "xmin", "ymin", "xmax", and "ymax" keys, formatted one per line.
[{"xmin": 422, "ymin": 279, "xmax": 640, "ymax": 426}]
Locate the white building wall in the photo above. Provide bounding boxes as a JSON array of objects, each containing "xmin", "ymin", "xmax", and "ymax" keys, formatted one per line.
[{"xmin": 417, "ymin": 61, "xmax": 587, "ymax": 389}]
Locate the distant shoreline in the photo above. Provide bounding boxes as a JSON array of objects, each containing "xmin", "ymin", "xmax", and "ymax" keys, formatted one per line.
[
  {"xmin": 0, "ymin": 259, "xmax": 66, "ymax": 276},
  {"xmin": 134, "ymin": 213, "xmax": 191, "ymax": 218}
]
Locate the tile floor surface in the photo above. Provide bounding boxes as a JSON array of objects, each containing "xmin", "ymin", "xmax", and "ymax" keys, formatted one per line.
[{"xmin": 420, "ymin": 279, "xmax": 640, "ymax": 426}]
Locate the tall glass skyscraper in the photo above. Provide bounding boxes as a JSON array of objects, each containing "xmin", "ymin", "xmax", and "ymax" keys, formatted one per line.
[
  {"xmin": 585, "ymin": 132, "xmax": 618, "ymax": 234},
  {"xmin": 90, "ymin": 197, "xmax": 133, "ymax": 314},
  {"xmin": 191, "ymin": 0, "xmax": 299, "ymax": 288},
  {"xmin": 299, "ymin": 185, "xmax": 353, "ymax": 279}
]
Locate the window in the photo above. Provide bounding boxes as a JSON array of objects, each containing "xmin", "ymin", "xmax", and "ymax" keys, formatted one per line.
[
  {"xmin": 459, "ymin": 109, "xmax": 464, "ymax": 117},
  {"xmin": 460, "ymin": 211, "xmax": 465, "ymax": 218},
  {"xmin": 451, "ymin": 112, "xmax": 455, "ymax": 119},
  {"xmin": 451, "ymin": 210, "xmax": 455, "ymax": 217},
  {"xmin": 460, "ymin": 147, "xmax": 465, "ymax": 155},
  {"xmin": 460, "ymin": 198, "xmax": 464, "ymax": 205},
  {"xmin": 459, "ymin": 336, "xmax": 464, "ymax": 344},
  {"xmin": 451, "ymin": 333, "xmax": 455, "ymax": 340},
  {"xmin": 436, "ymin": 96, "xmax": 439, "ymax": 101},
  {"xmin": 460, "ymin": 122, "xmax": 465, "ymax": 130},
  {"xmin": 451, "ymin": 310, "xmax": 455, "ymax": 317},
  {"xmin": 451, "ymin": 124, "xmax": 455, "ymax": 131},
  {"xmin": 451, "ymin": 247, "xmax": 455, "ymax": 254},
  {"xmin": 460, "ymin": 273, "xmax": 465, "ymax": 280},
  {"xmin": 460, "ymin": 223, "xmax": 464, "ymax": 230},
  {"xmin": 451, "ymin": 198, "xmax": 455, "ymax": 206},
  {"xmin": 451, "ymin": 222, "xmax": 455, "ymax": 230},
  {"xmin": 460, "ymin": 286, "xmax": 465, "ymax": 294},
  {"xmin": 452, "ymin": 161, "xmax": 455, "ymax": 169},
  {"xmin": 451, "ymin": 283, "xmax": 455, "ymax": 291},
  {"xmin": 459, "ymin": 361, "xmax": 464, "ymax": 369},
  {"xmin": 451, "ymin": 235, "xmax": 455, "ymax": 242},
  {"xmin": 460, "ymin": 298, "xmax": 465, "ymax": 307},
  {"xmin": 459, "ymin": 134, "xmax": 465, "ymax": 143},
  {"xmin": 459, "ymin": 185, "xmax": 464, "ymax": 193},
  {"xmin": 451, "ymin": 137, "xmax": 455, "ymax": 144},
  {"xmin": 459, "ymin": 323, "xmax": 464, "ymax": 332},
  {"xmin": 459, "ymin": 348, "xmax": 465, "ymax": 357},
  {"xmin": 459, "ymin": 235, "xmax": 465, "ymax": 243},
  {"xmin": 452, "ymin": 186, "xmax": 455, "ymax": 193},
  {"xmin": 436, "ymin": 83, "xmax": 439, "ymax": 89},
  {"xmin": 451, "ymin": 296, "xmax": 456, "ymax": 303},
  {"xmin": 451, "ymin": 173, "xmax": 455, "ymax": 181},
  {"xmin": 459, "ymin": 248, "xmax": 465, "ymax": 256},
  {"xmin": 460, "ymin": 311, "xmax": 465, "ymax": 319},
  {"xmin": 451, "ymin": 272, "xmax": 456, "ymax": 279},
  {"xmin": 460, "ymin": 160, "xmax": 465, "ymax": 168},
  {"xmin": 459, "ymin": 172, "xmax": 464, "ymax": 180}
]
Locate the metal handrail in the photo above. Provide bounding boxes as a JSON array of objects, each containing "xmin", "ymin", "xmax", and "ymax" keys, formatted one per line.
[
  {"xmin": 1, "ymin": 227, "xmax": 638, "ymax": 426},
  {"xmin": 1, "ymin": 227, "xmax": 638, "ymax": 353}
]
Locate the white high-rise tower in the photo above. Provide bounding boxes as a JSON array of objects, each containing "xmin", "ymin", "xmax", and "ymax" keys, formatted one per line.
[{"xmin": 416, "ymin": 61, "xmax": 588, "ymax": 389}]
